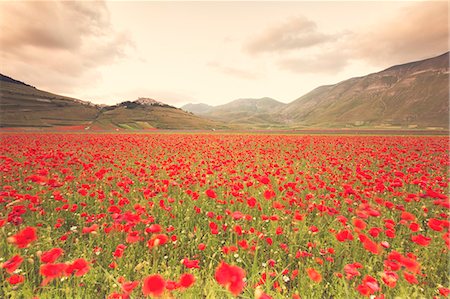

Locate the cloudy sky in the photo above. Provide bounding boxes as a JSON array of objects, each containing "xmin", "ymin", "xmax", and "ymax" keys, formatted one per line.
[{"xmin": 0, "ymin": 1, "xmax": 448, "ymax": 107}]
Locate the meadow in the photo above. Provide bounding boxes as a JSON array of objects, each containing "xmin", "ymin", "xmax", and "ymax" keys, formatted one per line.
[{"xmin": 1, "ymin": 133, "xmax": 449, "ymax": 298}]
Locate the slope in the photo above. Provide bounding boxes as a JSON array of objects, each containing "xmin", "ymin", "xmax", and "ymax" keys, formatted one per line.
[
  {"xmin": 0, "ymin": 74, "xmax": 99, "ymax": 127},
  {"xmin": 279, "ymin": 52, "xmax": 449, "ymax": 128}
]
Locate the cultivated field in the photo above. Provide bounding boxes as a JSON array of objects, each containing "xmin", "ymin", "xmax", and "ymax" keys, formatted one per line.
[{"xmin": 1, "ymin": 133, "xmax": 449, "ymax": 298}]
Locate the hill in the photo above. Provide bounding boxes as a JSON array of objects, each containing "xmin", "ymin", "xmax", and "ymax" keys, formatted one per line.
[
  {"xmin": 94, "ymin": 98, "xmax": 224, "ymax": 130},
  {"xmin": 279, "ymin": 52, "xmax": 449, "ymax": 128},
  {"xmin": 0, "ymin": 73, "xmax": 99, "ymax": 128}
]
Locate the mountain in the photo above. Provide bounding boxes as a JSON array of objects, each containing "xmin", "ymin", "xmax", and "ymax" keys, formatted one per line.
[
  {"xmin": 279, "ymin": 52, "xmax": 449, "ymax": 128},
  {"xmin": 0, "ymin": 73, "xmax": 99, "ymax": 128},
  {"xmin": 0, "ymin": 76, "xmax": 224, "ymax": 130},
  {"xmin": 182, "ymin": 97, "xmax": 287, "ymax": 127},
  {"xmin": 182, "ymin": 103, "xmax": 213, "ymax": 115}
]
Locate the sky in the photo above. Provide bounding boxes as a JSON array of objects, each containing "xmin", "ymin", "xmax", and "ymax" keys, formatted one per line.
[{"xmin": 0, "ymin": 1, "xmax": 448, "ymax": 107}]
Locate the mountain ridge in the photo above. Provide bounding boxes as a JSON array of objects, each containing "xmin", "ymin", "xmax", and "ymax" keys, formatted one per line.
[{"xmin": 1, "ymin": 52, "xmax": 448, "ymax": 130}]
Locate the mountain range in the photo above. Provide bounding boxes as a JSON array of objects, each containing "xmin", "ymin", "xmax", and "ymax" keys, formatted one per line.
[
  {"xmin": 1, "ymin": 52, "xmax": 448, "ymax": 130},
  {"xmin": 183, "ymin": 52, "xmax": 449, "ymax": 129}
]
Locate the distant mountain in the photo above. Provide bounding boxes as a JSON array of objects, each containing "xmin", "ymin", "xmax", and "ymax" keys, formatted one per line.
[
  {"xmin": 182, "ymin": 103, "xmax": 213, "ymax": 115},
  {"xmin": 0, "ymin": 76, "xmax": 224, "ymax": 130},
  {"xmin": 278, "ymin": 52, "xmax": 449, "ymax": 128},
  {"xmin": 183, "ymin": 97, "xmax": 287, "ymax": 128}
]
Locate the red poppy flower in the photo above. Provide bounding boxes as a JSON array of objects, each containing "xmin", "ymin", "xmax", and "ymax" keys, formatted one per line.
[
  {"xmin": 182, "ymin": 258, "xmax": 200, "ymax": 269},
  {"xmin": 336, "ymin": 229, "xmax": 353, "ymax": 242},
  {"xmin": 428, "ymin": 218, "xmax": 444, "ymax": 231},
  {"xmin": 165, "ymin": 279, "xmax": 179, "ymax": 291},
  {"xmin": 66, "ymin": 258, "xmax": 90, "ymax": 276},
  {"xmin": 400, "ymin": 211, "xmax": 415, "ymax": 221},
  {"xmin": 41, "ymin": 248, "xmax": 64, "ymax": 264},
  {"xmin": 179, "ymin": 273, "xmax": 195, "ymax": 288},
  {"xmin": 2, "ymin": 255, "xmax": 23, "ymax": 274},
  {"xmin": 206, "ymin": 189, "xmax": 217, "ymax": 199},
  {"xmin": 121, "ymin": 280, "xmax": 139, "ymax": 294},
  {"xmin": 403, "ymin": 271, "xmax": 418, "ymax": 284},
  {"xmin": 263, "ymin": 189, "xmax": 275, "ymax": 200},
  {"xmin": 8, "ymin": 226, "xmax": 38, "ymax": 248},
  {"xmin": 344, "ymin": 262, "xmax": 362, "ymax": 280},
  {"xmin": 142, "ymin": 274, "xmax": 166, "ymax": 297},
  {"xmin": 400, "ymin": 256, "xmax": 420, "ymax": 273},
  {"xmin": 368, "ymin": 227, "xmax": 382, "ymax": 238},
  {"xmin": 126, "ymin": 231, "xmax": 141, "ymax": 243},
  {"xmin": 306, "ymin": 268, "xmax": 322, "ymax": 283},
  {"xmin": 215, "ymin": 261, "xmax": 246, "ymax": 296},
  {"xmin": 411, "ymin": 234, "xmax": 431, "ymax": 246},
  {"xmin": 113, "ymin": 244, "xmax": 127, "ymax": 258},
  {"xmin": 7, "ymin": 274, "xmax": 25, "ymax": 285},
  {"xmin": 439, "ymin": 287, "xmax": 450, "ymax": 297},
  {"xmin": 359, "ymin": 234, "xmax": 381, "ymax": 254},
  {"xmin": 356, "ymin": 275, "xmax": 379, "ymax": 296},
  {"xmin": 82, "ymin": 224, "xmax": 99, "ymax": 234},
  {"xmin": 146, "ymin": 224, "xmax": 162, "ymax": 234},
  {"xmin": 40, "ymin": 263, "xmax": 67, "ymax": 286},
  {"xmin": 409, "ymin": 222, "xmax": 420, "ymax": 232},
  {"xmin": 381, "ymin": 271, "xmax": 398, "ymax": 288},
  {"xmin": 353, "ymin": 218, "xmax": 367, "ymax": 230},
  {"xmin": 147, "ymin": 234, "xmax": 169, "ymax": 249}
]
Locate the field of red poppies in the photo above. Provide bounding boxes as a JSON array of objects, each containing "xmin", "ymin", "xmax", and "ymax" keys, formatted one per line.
[{"xmin": 1, "ymin": 133, "xmax": 449, "ymax": 298}]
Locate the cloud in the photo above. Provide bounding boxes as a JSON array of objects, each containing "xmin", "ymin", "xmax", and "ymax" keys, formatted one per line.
[
  {"xmin": 272, "ymin": 2, "xmax": 448, "ymax": 75},
  {"xmin": 207, "ymin": 62, "xmax": 260, "ymax": 79},
  {"xmin": 352, "ymin": 1, "xmax": 448, "ymax": 66},
  {"xmin": 278, "ymin": 50, "xmax": 350, "ymax": 74},
  {"xmin": 0, "ymin": 1, "xmax": 132, "ymax": 94},
  {"xmin": 246, "ymin": 16, "xmax": 334, "ymax": 54}
]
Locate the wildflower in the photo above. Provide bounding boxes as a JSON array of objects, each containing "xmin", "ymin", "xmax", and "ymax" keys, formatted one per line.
[
  {"xmin": 40, "ymin": 248, "xmax": 64, "ymax": 264},
  {"xmin": 179, "ymin": 273, "xmax": 195, "ymax": 288},
  {"xmin": 306, "ymin": 268, "xmax": 322, "ymax": 283},
  {"xmin": 7, "ymin": 274, "xmax": 25, "ymax": 285},
  {"xmin": 215, "ymin": 261, "xmax": 246, "ymax": 296},
  {"xmin": 8, "ymin": 226, "xmax": 37, "ymax": 248},
  {"xmin": 142, "ymin": 274, "xmax": 165, "ymax": 297},
  {"xmin": 2, "ymin": 255, "xmax": 23, "ymax": 273}
]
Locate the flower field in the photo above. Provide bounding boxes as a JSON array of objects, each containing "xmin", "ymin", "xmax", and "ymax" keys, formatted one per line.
[{"xmin": 1, "ymin": 133, "xmax": 449, "ymax": 298}]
